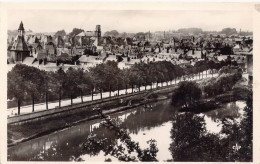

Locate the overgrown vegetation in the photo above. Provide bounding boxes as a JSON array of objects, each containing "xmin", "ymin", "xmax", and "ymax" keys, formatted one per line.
[{"xmin": 169, "ymin": 90, "xmax": 252, "ymax": 161}]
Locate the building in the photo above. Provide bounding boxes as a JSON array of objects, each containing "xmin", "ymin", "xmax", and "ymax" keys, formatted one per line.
[
  {"xmin": 8, "ymin": 21, "xmax": 30, "ymax": 63},
  {"xmin": 95, "ymin": 25, "xmax": 101, "ymax": 39}
]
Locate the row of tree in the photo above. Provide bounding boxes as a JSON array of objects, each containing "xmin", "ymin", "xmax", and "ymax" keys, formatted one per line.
[
  {"xmin": 203, "ymin": 72, "xmax": 242, "ymax": 97},
  {"xmin": 171, "ymin": 69, "xmax": 243, "ymax": 108},
  {"xmin": 8, "ymin": 59, "xmax": 231, "ymax": 109}
]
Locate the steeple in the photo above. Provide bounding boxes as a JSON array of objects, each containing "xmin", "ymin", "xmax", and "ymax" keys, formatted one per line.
[{"xmin": 18, "ymin": 21, "xmax": 25, "ymax": 36}]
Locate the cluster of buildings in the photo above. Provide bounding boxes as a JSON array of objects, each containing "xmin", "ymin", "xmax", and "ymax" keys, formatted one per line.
[{"xmin": 7, "ymin": 21, "xmax": 253, "ymax": 73}]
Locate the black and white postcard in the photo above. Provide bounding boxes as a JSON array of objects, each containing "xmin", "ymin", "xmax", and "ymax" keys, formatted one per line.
[{"xmin": 0, "ymin": 2, "xmax": 259, "ymax": 163}]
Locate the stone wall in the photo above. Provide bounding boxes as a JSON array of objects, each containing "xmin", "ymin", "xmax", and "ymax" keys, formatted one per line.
[{"xmin": 8, "ymin": 90, "xmax": 149, "ymax": 125}]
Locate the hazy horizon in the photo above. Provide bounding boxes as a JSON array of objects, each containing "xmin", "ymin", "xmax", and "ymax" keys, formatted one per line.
[{"xmin": 8, "ymin": 10, "xmax": 253, "ymax": 34}]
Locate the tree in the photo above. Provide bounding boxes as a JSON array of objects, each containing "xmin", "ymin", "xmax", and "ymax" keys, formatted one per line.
[
  {"xmin": 169, "ymin": 112, "xmax": 239, "ymax": 161},
  {"xmin": 7, "ymin": 64, "xmax": 51, "ymax": 112},
  {"xmin": 135, "ymin": 32, "xmax": 146, "ymax": 41},
  {"xmin": 220, "ymin": 28, "xmax": 237, "ymax": 36},
  {"xmin": 220, "ymin": 90, "xmax": 252, "ymax": 161},
  {"xmin": 104, "ymin": 30, "xmax": 119, "ymax": 37},
  {"xmin": 171, "ymin": 81, "xmax": 202, "ymax": 108},
  {"xmin": 177, "ymin": 28, "xmax": 203, "ymax": 35},
  {"xmin": 169, "ymin": 113, "xmax": 210, "ymax": 161},
  {"xmin": 203, "ymin": 72, "xmax": 242, "ymax": 97},
  {"xmin": 69, "ymin": 28, "xmax": 84, "ymax": 37},
  {"xmin": 55, "ymin": 30, "xmax": 66, "ymax": 37},
  {"xmin": 194, "ymin": 60, "xmax": 209, "ymax": 74},
  {"xmin": 84, "ymin": 49, "xmax": 94, "ymax": 55},
  {"xmin": 83, "ymin": 112, "xmax": 159, "ymax": 162},
  {"xmin": 89, "ymin": 61, "xmax": 122, "ymax": 93},
  {"xmin": 169, "ymin": 90, "xmax": 253, "ymax": 162},
  {"xmin": 8, "ymin": 64, "xmax": 47, "ymax": 104},
  {"xmin": 117, "ymin": 55, "xmax": 123, "ymax": 62}
]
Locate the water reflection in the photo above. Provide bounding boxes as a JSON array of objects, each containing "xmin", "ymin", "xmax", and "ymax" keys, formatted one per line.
[
  {"xmin": 8, "ymin": 100, "xmax": 245, "ymax": 161},
  {"xmin": 203, "ymin": 101, "xmax": 246, "ymax": 134}
]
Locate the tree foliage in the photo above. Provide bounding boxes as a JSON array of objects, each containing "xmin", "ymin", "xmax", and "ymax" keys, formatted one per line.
[
  {"xmin": 104, "ymin": 30, "xmax": 119, "ymax": 37},
  {"xmin": 69, "ymin": 28, "xmax": 84, "ymax": 37},
  {"xmin": 172, "ymin": 81, "xmax": 202, "ymax": 108},
  {"xmin": 55, "ymin": 30, "xmax": 66, "ymax": 37},
  {"xmin": 7, "ymin": 59, "xmax": 228, "ymax": 107},
  {"xmin": 7, "ymin": 64, "xmax": 47, "ymax": 103},
  {"xmin": 177, "ymin": 28, "xmax": 203, "ymax": 35},
  {"xmin": 169, "ymin": 91, "xmax": 252, "ymax": 161},
  {"xmin": 203, "ymin": 72, "xmax": 242, "ymax": 97},
  {"xmin": 220, "ymin": 28, "xmax": 237, "ymax": 36},
  {"xmin": 83, "ymin": 112, "xmax": 159, "ymax": 162}
]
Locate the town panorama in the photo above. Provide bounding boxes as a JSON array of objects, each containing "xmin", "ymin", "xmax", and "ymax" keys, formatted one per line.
[{"xmin": 7, "ymin": 20, "xmax": 253, "ymax": 162}]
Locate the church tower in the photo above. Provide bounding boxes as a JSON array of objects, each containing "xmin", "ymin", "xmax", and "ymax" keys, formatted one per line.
[
  {"xmin": 18, "ymin": 21, "xmax": 25, "ymax": 36},
  {"xmin": 9, "ymin": 21, "xmax": 30, "ymax": 63},
  {"xmin": 95, "ymin": 25, "xmax": 101, "ymax": 39}
]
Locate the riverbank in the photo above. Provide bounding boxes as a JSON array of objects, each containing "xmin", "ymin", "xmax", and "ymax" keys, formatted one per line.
[
  {"xmin": 179, "ymin": 80, "xmax": 251, "ymax": 113},
  {"xmin": 8, "ymin": 89, "xmax": 171, "ymax": 147},
  {"xmin": 7, "ymin": 99, "xmax": 248, "ymax": 161},
  {"xmin": 8, "ymin": 74, "xmax": 248, "ymax": 147}
]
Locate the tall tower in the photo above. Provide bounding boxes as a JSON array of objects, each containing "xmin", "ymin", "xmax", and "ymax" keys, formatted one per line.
[
  {"xmin": 18, "ymin": 21, "xmax": 25, "ymax": 36},
  {"xmin": 9, "ymin": 21, "xmax": 30, "ymax": 62},
  {"xmin": 95, "ymin": 25, "xmax": 101, "ymax": 38}
]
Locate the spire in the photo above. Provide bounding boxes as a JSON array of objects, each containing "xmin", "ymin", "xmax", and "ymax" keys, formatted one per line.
[
  {"xmin": 18, "ymin": 21, "xmax": 25, "ymax": 36},
  {"xmin": 18, "ymin": 21, "xmax": 25, "ymax": 31}
]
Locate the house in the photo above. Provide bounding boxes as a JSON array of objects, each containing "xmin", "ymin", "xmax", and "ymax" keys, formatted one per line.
[
  {"xmin": 78, "ymin": 55, "xmax": 103, "ymax": 68},
  {"xmin": 8, "ymin": 21, "xmax": 30, "ymax": 63},
  {"xmin": 45, "ymin": 42, "xmax": 56, "ymax": 55},
  {"xmin": 186, "ymin": 50, "xmax": 201, "ymax": 59}
]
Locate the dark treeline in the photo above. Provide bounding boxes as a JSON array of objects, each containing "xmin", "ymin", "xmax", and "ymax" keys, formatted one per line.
[
  {"xmin": 169, "ymin": 90, "xmax": 252, "ymax": 161},
  {"xmin": 172, "ymin": 67, "xmax": 243, "ymax": 109},
  {"xmin": 8, "ymin": 60, "xmax": 231, "ymax": 108}
]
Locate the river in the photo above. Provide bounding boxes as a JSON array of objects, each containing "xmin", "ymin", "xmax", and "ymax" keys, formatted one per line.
[{"xmin": 8, "ymin": 99, "xmax": 246, "ymax": 161}]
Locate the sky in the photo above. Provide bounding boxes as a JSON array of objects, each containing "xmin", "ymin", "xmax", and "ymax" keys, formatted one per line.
[{"xmin": 8, "ymin": 10, "xmax": 253, "ymax": 34}]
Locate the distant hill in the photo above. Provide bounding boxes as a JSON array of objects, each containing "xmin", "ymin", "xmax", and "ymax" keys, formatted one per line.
[
  {"xmin": 8, "ymin": 29, "xmax": 55, "ymax": 36},
  {"xmin": 8, "ymin": 30, "xmax": 18, "ymax": 36},
  {"xmin": 177, "ymin": 28, "xmax": 203, "ymax": 35}
]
